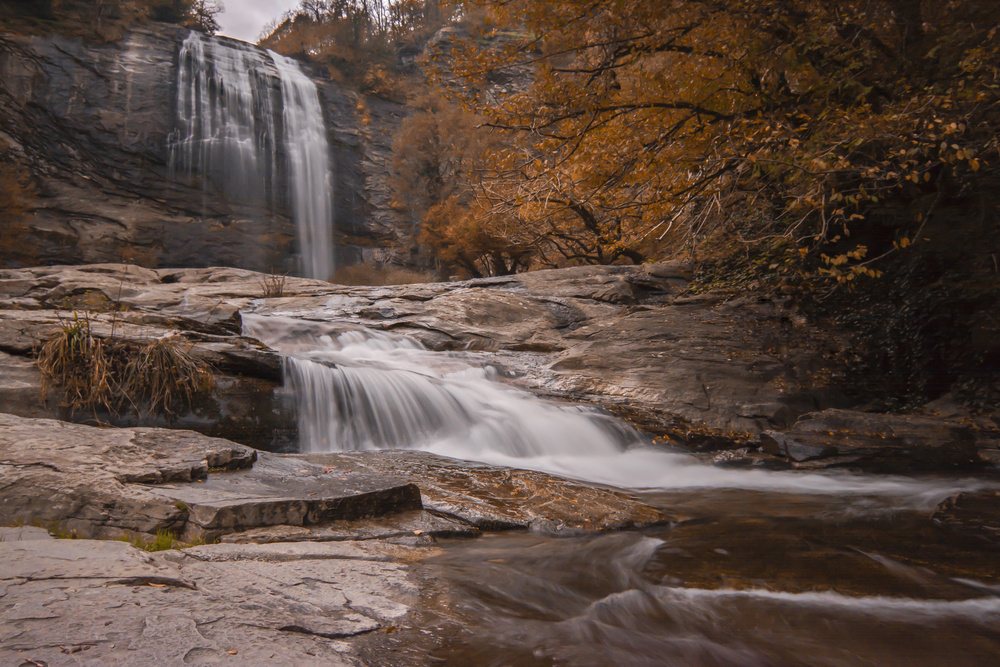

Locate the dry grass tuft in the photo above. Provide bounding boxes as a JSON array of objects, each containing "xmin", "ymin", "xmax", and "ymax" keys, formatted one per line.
[
  {"xmin": 259, "ymin": 272, "xmax": 287, "ymax": 298},
  {"xmin": 331, "ymin": 264, "xmax": 437, "ymax": 286},
  {"xmin": 38, "ymin": 314, "xmax": 214, "ymax": 417}
]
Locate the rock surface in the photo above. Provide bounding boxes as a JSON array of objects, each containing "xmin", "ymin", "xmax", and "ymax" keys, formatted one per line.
[
  {"xmin": 761, "ymin": 409, "xmax": 984, "ymax": 471},
  {"xmin": 934, "ymin": 490, "xmax": 1000, "ymax": 536},
  {"xmin": 0, "ymin": 531, "xmax": 417, "ymax": 665},
  {"xmin": 0, "ymin": 413, "xmax": 665, "ymax": 540},
  {"xmin": 0, "ymin": 262, "xmax": 852, "ymax": 443},
  {"xmin": 250, "ymin": 263, "xmax": 851, "ymax": 437},
  {"xmin": 303, "ymin": 450, "xmax": 669, "ymax": 534}
]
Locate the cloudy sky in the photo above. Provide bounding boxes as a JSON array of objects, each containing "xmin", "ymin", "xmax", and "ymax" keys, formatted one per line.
[{"xmin": 216, "ymin": 0, "xmax": 301, "ymax": 43}]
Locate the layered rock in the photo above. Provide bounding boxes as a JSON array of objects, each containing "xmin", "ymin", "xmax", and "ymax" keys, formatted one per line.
[
  {"xmin": 0, "ymin": 413, "xmax": 667, "ymax": 540},
  {"xmin": 0, "ymin": 262, "xmax": 850, "ymax": 442}
]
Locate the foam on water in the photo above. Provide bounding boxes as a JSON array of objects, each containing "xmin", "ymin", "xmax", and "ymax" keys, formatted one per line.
[{"xmin": 244, "ymin": 313, "xmax": 993, "ymax": 506}]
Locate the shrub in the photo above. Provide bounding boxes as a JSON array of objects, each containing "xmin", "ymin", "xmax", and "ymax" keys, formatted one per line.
[{"xmin": 38, "ymin": 314, "xmax": 215, "ymax": 417}]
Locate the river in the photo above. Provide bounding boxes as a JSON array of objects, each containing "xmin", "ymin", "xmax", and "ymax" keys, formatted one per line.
[{"xmin": 243, "ymin": 311, "xmax": 1000, "ymax": 666}]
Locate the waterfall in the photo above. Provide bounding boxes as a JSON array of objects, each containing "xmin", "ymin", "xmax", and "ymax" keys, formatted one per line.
[
  {"xmin": 170, "ymin": 31, "xmax": 278, "ymax": 208},
  {"xmin": 170, "ymin": 32, "xmax": 334, "ymax": 280},
  {"xmin": 241, "ymin": 315, "xmax": 639, "ymax": 457},
  {"xmin": 269, "ymin": 51, "xmax": 335, "ymax": 281}
]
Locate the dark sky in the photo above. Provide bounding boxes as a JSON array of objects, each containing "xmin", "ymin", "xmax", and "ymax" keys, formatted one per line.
[{"xmin": 217, "ymin": 0, "xmax": 300, "ymax": 43}]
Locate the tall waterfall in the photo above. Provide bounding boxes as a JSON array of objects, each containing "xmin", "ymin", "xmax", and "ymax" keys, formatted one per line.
[
  {"xmin": 170, "ymin": 32, "xmax": 334, "ymax": 280},
  {"xmin": 171, "ymin": 31, "xmax": 278, "ymax": 207},
  {"xmin": 269, "ymin": 51, "xmax": 335, "ymax": 282}
]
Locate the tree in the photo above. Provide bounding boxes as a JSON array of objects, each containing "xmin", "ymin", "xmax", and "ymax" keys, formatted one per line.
[
  {"xmin": 437, "ymin": 0, "xmax": 1000, "ymax": 279},
  {"xmin": 185, "ymin": 0, "xmax": 223, "ymax": 34}
]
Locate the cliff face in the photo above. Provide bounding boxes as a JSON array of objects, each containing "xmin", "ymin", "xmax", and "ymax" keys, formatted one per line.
[{"xmin": 0, "ymin": 24, "xmax": 382, "ymax": 274}]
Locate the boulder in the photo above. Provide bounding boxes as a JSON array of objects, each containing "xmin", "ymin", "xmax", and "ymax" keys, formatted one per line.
[{"xmin": 761, "ymin": 409, "xmax": 982, "ymax": 471}]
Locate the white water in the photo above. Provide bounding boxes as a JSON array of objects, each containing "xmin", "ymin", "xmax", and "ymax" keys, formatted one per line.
[
  {"xmin": 244, "ymin": 314, "xmax": 993, "ymax": 507},
  {"xmin": 269, "ymin": 51, "xmax": 335, "ymax": 281},
  {"xmin": 171, "ymin": 31, "xmax": 278, "ymax": 207},
  {"xmin": 170, "ymin": 32, "xmax": 334, "ymax": 279}
]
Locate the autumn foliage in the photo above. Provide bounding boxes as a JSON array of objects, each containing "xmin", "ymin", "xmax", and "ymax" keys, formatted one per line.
[{"xmin": 423, "ymin": 0, "xmax": 999, "ymax": 286}]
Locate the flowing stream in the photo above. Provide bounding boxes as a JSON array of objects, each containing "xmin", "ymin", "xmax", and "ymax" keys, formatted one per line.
[
  {"xmin": 244, "ymin": 313, "xmax": 1000, "ymax": 665},
  {"xmin": 170, "ymin": 32, "xmax": 334, "ymax": 279}
]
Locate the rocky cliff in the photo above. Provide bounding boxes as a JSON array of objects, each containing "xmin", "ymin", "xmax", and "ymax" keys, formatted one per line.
[{"xmin": 0, "ymin": 24, "xmax": 392, "ymax": 274}]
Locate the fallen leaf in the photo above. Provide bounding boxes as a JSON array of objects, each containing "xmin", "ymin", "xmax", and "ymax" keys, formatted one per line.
[
  {"xmin": 413, "ymin": 530, "xmax": 424, "ymax": 535},
  {"xmin": 148, "ymin": 583, "xmax": 166, "ymax": 588},
  {"xmin": 227, "ymin": 649, "xmax": 238, "ymax": 655}
]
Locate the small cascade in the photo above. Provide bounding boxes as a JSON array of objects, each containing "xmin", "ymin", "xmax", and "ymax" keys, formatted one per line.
[
  {"xmin": 170, "ymin": 31, "xmax": 279, "ymax": 207},
  {"xmin": 269, "ymin": 51, "xmax": 335, "ymax": 281},
  {"xmin": 170, "ymin": 32, "xmax": 334, "ymax": 280},
  {"xmin": 243, "ymin": 313, "xmax": 994, "ymax": 504},
  {"xmin": 242, "ymin": 315, "xmax": 639, "ymax": 457}
]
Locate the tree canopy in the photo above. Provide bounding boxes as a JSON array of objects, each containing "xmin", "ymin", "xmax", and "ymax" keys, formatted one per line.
[{"xmin": 422, "ymin": 0, "xmax": 998, "ymax": 283}]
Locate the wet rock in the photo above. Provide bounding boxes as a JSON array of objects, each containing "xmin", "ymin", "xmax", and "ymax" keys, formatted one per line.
[
  {"xmin": 0, "ymin": 537, "xmax": 417, "ymax": 666},
  {"xmin": 303, "ymin": 450, "xmax": 670, "ymax": 533},
  {"xmin": 933, "ymin": 490, "xmax": 1000, "ymax": 536},
  {"xmin": 143, "ymin": 452, "xmax": 422, "ymax": 541},
  {"xmin": 761, "ymin": 409, "xmax": 982, "ymax": 471},
  {"xmin": 221, "ymin": 510, "xmax": 479, "ymax": 544},
  {"xmin": 3, "ymin": 262, "xmax": 852, "ymax": 446},
  {"xmin": 0, "ymin": 414, "xmax": 416, "ymax": 541},
  {"xmin": 0, "ymin": 265, "xmax": 330, "ymax": 447},
  {"xmin": 1, "ymin": 414, "xmax": 660, "ymax": 541},
  {"xmin": 254, "ymin": 264, "xmax": 849, "ymax": 439}
]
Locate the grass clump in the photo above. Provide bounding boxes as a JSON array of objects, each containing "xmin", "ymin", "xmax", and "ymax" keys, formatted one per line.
[
  {"xmin": 38, "ymin": 313, "xmax": 214, "ymax": 417},
  {"xmin": 119, "ymin": 530, "xmax": 211, "ymax": 552},
  {"xmin": 259, "ymin": 272, "xmax": 287, "ymax": 297}
]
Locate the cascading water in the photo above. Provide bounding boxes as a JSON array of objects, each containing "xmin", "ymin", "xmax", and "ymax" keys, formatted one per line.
[
  {"xmin": 244, "ymin": 315, "xmax": 640, "ymax": 457},
  {"xmin": 242, "ymin": 314, "xmax": 991, "ymax": 507},
  {"xmin": 170, "ymin": 31, "xmax": 279, "ymax": 207},
  {"xmin": 170, "ymin": 32, "xmax": 334, "ymax": 280},
  {"xmin": 269, "ymin": 51, "xmax": 335, "ymax": 281}
]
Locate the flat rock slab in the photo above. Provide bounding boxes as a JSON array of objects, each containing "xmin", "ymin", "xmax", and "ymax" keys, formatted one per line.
[
  {"xmin": 0, "ymin": 534, "xmax": 418, "ymax": 666},
  {"xmin": 221, "ymin": 510, "xmax": 480, "ymax": 545},
  {"xmin": 302, "ymin": 450, "xmax": 669, "ymax": 533},
  {"xmin": 761, "ymin": 409, "xmax": 984, "ymax": 472},
  {"xmin": 0, "ymin": 414, "xmax": 416, "ymax": 541},
  {"xmin": 144, "ymin": 452, "xmax": 422, "ymax": 540},
  {"xmin": 2, "ymin": 414, "xmax": 661, "ymax": 542}
]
